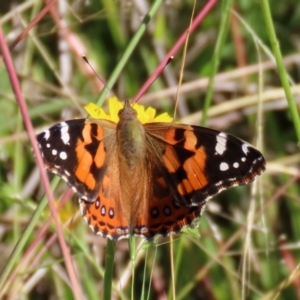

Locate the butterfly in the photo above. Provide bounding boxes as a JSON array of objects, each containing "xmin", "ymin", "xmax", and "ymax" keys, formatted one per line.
[{"xmin": 36, "ymin": 98, "xmax": 266, "ymax": 240}]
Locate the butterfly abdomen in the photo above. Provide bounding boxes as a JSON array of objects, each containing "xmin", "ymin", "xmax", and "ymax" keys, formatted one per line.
[{"xmin": 115, "ymin": 102, "xmax": 149, "ymax": 228}]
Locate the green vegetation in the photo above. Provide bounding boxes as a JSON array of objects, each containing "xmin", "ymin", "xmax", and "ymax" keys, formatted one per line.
[{"xmin": 0, "ymin": 0, "xmax": 299, "ymax": 299}]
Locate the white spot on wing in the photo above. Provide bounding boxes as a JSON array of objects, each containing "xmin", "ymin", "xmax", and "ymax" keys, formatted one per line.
[
  {"xmin": 101, "ymin": 206, "xmax": 106, "ymax": 215},
  {"xmin": 52, "ymin": 149, "xmax": 57, "ymax": 155},
  {"xmin": 233, "ymin": 162, "xmax": 239, "ymax": 168},
  {"xmin": 215, "ymin": 181, "xmax": 223, "ymax": 187},
  {"xmin": 44, "ymin": 130, "xmax": 50, "ymax": 140},
  {"xmin": 64, "ymin": 169, "xmax": 70, "ymax": 176},
  {"xmin": 109, "ymin": 209, "xmax": 114, "ymax": 217},
  {"xmin": 60, "ymin": 122, "xmax": 70, "ymax": 145},
  {"xmin": 242, "ymin": 143, "xmax": 250, "ymax": 155},
  {"xmin": 59, "ymin": 151, "xmax": 67, "ymax": 160},
  {"xmin": 220, "ymin": 162, "xmax": 229, "ymax": 171},
  {"xmin": 215, "ymin": 132, "xmax": 227, "ymax": 155}
]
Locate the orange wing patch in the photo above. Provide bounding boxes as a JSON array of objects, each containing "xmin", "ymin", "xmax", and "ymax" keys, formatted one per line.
[
  {"xmin": 75, "ymin": 145, "xmax": 96, "ymax": 191},
  {"xmin": 79, "ymin": 196, "xmax": 130, "ymax": 240},
  {"xmin": 161, "ymin": 143, "xmax": 209, "ymax": 204},
  {"xmin": 179, "ymin": 146, "xmax": 208, "ymax": 193},
  {"xmin": 74, "ymin": 121, "xmax": 108, "ymax": 196}
]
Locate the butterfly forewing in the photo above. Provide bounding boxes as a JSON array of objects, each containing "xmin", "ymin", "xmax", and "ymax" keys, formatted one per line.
[
  {"xmin": 37, "ymin": 119, "xmax": 117, "ymax": 202},
  {"xmin": 144, "ymin": 123, "xmax": 265, "ymax": 207}
]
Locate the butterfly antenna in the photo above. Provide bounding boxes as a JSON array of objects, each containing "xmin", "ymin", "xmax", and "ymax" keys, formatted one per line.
[{"xmin": 82, "ymin": 55, "xmax": 111, "ymax": 94}]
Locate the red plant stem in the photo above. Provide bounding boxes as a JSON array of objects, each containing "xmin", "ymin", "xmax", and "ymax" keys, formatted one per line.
[
  {"xmin": 133, "ymin": 0, "xmax": 218, "ymax": 103},
  {"xmin": 9, "ymin": 0, "xmax": 58, "ymax": 50},
  {"xmin": 0, "ymin": 26, "xmax": 83, "ymax": 300}
]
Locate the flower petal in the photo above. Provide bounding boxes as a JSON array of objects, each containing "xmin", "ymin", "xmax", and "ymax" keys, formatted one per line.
[{"xmin": 84, "ymin": 97, "xmax": 173, "ymax": 124}]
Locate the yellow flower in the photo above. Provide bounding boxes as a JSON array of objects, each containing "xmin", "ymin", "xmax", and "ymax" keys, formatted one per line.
[{"xmin": 84, "ymin": 97, "xmax": 173, "ymax": 124}]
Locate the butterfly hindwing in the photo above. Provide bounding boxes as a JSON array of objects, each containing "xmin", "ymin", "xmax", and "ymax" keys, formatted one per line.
[
  {"xmin": 134, "ymin": 154, "xmax": 206, "ymax": 239},
  {"xmin": 79, "ymin": 143, "xmax": 131, "ymax": 240}
]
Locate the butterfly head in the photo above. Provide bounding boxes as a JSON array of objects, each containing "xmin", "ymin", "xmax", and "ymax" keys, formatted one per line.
[{"xmin": 117, "ymin": 100, "xmax": 138, "ymax": 122}]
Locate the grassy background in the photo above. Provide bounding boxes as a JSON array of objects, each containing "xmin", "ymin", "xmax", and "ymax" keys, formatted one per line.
[{"xmin": 0, "ymin": 0, "xmax": 300, "ymax": 299}]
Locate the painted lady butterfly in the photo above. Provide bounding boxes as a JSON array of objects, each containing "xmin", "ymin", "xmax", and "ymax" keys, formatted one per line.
[{"xmin": 36, "ymin": 98, "xmax": 265, "ymax": 240}]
